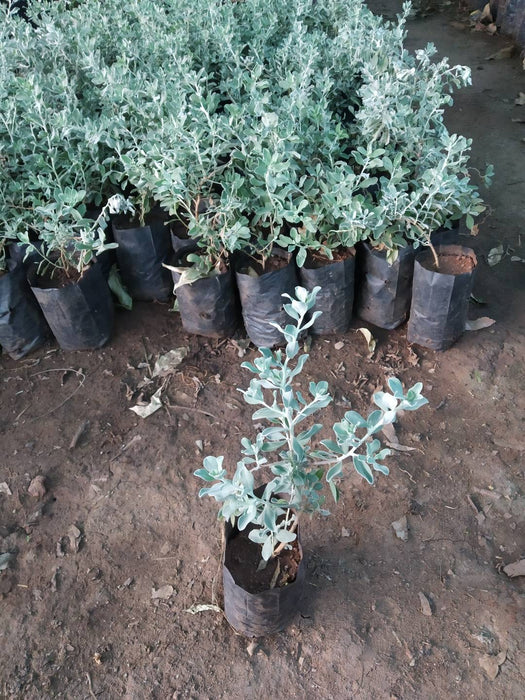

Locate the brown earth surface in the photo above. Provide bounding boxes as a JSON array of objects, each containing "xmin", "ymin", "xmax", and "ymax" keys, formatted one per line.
[{"xmin": 1, "ymin": 4, "xmax": 525, "ymax": 699}]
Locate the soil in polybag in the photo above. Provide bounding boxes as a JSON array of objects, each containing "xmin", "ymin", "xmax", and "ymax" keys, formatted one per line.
[
  {"xmin": 236, "ymin": 251, "xmax": 297, "ymax": 347},
  {"xmin": 29, "ymin": 262, "xmax": 114, "ymax": 351},
  {"xmin": 112, "ymin": 215, "xmax": 172, "ymax": 301},
  {"xmin": 171, "ymin": 264, "xmax": 240, "ymax": 338},
  {"xmin": 355, "ymin": 242, "xmax": 415, "ymax": 330},
  {"xmin": 223, "ymin": 522, "xmax": 304, "ymax": 637},
  {"xmin": 0, "ymin": 261, "xmax": 49, "ymax": 360},
  {"xmin": 298, "ymin": 248, "xmax": 355, "ymax": 335},
  {"xmin": 407, "ymin": 245, "xmax": 477, "ymax": 351}
]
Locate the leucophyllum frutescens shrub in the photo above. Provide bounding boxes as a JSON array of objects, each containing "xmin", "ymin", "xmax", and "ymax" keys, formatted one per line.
[{"xmin": 195, "ymin": 286, "xmax": 428, "ymax": 562}]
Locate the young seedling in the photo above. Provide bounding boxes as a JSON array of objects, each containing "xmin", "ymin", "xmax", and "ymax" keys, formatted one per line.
[{"xmin": 195, "ymin": 286, "xmax": 428, "ymax": 566}]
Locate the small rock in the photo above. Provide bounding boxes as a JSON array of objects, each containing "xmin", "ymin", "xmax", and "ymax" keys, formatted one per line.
[
  {"xmin": 391, "ymin": 516, "xmax": 409, "ymax": 542},
  {"xmin": 120, "ymin": 577, "xmax": 134, "ymax": 589},
  {"xmin": 334, "ymin": 341, "xmax": 345, "ymax": 350},
  {"xmin": 195, "ymin": 440, "xmax": 203, "ymax": 452},
  {"xmin": 50, "ymin": 567, "xmax": 60, "ymax": 592},
  {"xmin": 28, "ymin": 475, "xmax": 47, "ymax": 499},
  {"xmin": 479, "ymin": 650, "xmax": 506, "ymax": 680},
  {"xmin": 56, "ymin": 539, "xmax": 65, "ymax": 558},
  {"xmin": 67, "ymin": 525, "xmax": 82, "ymax": 553},
  {"xmin": 151, "ymin": 584, "xmax": 174, "ymax": 600},
  {"xmin": 341, "ymin": 527, "xmax": 351, "ymax": 538},
  {"xmin": 0, "ymin": 482, "xmax": 12, "ymax": 496},
  {"xmin": 0, "ymin": 552, "xmax": 15, "ymax": 571},
  {"xmin": 246, "ymin": 641, "xmax": 258, "ymax": 657},
  {"xmin": 418, "ymin": 591, "xmax": 433, "ymax": 616},
  {"xmin": 502, "ymin": 559, "xmax": 525, "ymax": 578}
]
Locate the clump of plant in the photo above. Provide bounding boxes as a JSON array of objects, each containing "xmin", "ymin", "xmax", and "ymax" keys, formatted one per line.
[{"xmin": 195, "ymin": 286, "xmax": 428, "ymax": 563}]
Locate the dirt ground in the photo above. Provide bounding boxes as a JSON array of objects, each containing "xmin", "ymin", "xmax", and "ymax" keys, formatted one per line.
[{"xmin": 1, "ymin": 4, "xmax": 524, "ymax": 699}]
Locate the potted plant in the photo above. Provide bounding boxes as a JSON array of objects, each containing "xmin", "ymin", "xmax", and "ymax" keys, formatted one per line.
[
  {"xmin": 166, "ymin": 201, "xmax": 249, "ymax": 338},
  {"xmin": 277, "ymin": 154, "xmax": 381, "ymax": 336},
  {"xmin": 345, "ymin": 30, "xmax": 489, "ymax": 329},
  {"xmin": 195, "ymin": 286, "xmax": 428, "ymax": 636},
  {"xmin": 0, "ymin": 232, "xmax": 49, "ymax": 359},
  {"xmin": 19, "ymin": 193, "xmax": 130, "ymax": 351},
  {"xmin": 230, "ymin": 100, "xmax": 306, "ymax": 347}
]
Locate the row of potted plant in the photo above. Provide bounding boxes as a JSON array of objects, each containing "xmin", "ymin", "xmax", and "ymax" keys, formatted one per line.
[
  {"xmin": 196, "ymin": 285, "xmax": 429, "ymax": 635},
  {"xmin": 0, "ymin": 0, "xmax": 490, "ymax": 358}
]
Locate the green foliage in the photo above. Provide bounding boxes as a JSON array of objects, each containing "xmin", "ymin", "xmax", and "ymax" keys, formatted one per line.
[
  {"xmin": 195, "ymin": 287, "xmax": 428, "ymax": 561},
  {"xmin": 0, "ymin": 0, "xmax": 491, "ymax": 275}
]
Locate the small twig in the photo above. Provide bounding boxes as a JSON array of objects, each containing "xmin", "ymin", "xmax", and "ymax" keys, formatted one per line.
[
  {"xmin": 211, "ymin": 524, "xmax": 226, "ymax": 606},
  {"xmin": 141, "ymin": 337, "xmax": 152, "ymax": 378},
  {"xmin": 29, "ymin": 368, "xmax": 84, "ymax": 379},
  {"xmin": 398, "ymin": 467, "xmax": 416, "ymax": 484},
  {"xmin": 86, "ymin": 672, "xmax": 97, "ymax": 700},
  {"xmin": 69, "ymin": 419, "xmax": 89, "ymax": 450},
  {"xmin": 269, "ymin": 560, "xmax": 281, "ymax": 589},
  {"xmin": 164, "ymin": 402, "xmax": 218, "ymax": 420},
  {"xmin": 13, "ymin": 406, "xmax": 29, "ymax": 423},
  {"xmin": 428, "ymin": 239, "xmax": 440, "ymax": 269},
  {"xmin": 110, "ymin": 435, "xmax": 142, "ymax": 462}
]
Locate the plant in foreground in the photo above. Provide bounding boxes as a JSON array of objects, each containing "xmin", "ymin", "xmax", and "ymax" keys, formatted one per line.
[{"xmin": 195, "ymin": 286, "xmax": 428, "ymax": 564}]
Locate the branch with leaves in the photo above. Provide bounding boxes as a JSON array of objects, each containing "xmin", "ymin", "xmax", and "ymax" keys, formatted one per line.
[{"xmin": 195, "ymin": 286, "xmax": 428, "ymax": 562}]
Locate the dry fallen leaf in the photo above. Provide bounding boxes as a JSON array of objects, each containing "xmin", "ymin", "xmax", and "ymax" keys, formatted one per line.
[
  {"xmin": 382, "ymin": 422, "xmax": 418, "ymax": 452},
  {"xmin": 151, "ymin": 584, "xmax": 174, "ymax": 600},
  {"xmin": 510, "ymin": 255, "xmax": 525, "ymax": 263},
  {"xmin": 502, "ymin": 559, "xmax": 525, "ymax": 578},
  {"xmin": 486, "ymin": 23, "xmax": 497, "ymax": 34},
  {"xmin": 152, "ymin": 347, "xmax": 189, "ymax": 377},
  {"xmin": 487, "ymin": 244, "xmax": 505, "ymax": 266},
  {"xmin": 130, "ymin": 388, "xmax": 163, "ymax": 418},
  {"xmin": 391, "ymin": 516, "xmax": 409, "ymax": 542},
  {"xmin": 0, "ymin": 552, "xmax": 15, "ymax": 571},
  {"xmin": 418, "ymin": 591, "xmax": 433, "ymax": 616},
  {"xmin": 0, "ymin": 482, "xmax": 12, "ymax": 496},
  {"xmin": 28, "ymin": 475, "xmax": 47, "ymax": 499},
  {"xmin": 465, "ymin": 317, "xmax": 496, "ymax": 331},
  {"xmin": 479, "ymin": 650, "xmax": 507, "ymax": 680},
  {"xmin": 481, "ymin": 3, "xmax": 493, "ymax": 22},
  {"xmin": 357, "ymin": 328, "xmax": 376, "ymax": 357},
  {"xmin": 184, "ymin": 604, "xmax": 222, "ymax": 615},
  {"xmin": 486, "ymin": 45, "xmax": 517, "ymax": 61}
]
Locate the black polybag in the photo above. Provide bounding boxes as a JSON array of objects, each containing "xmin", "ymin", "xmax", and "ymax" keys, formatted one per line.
[
  {"xmin": 29, "ymin": 262, "xmax": 114, "ymax": 351},
  {"xmin": 407, "ymin": 245, "xmax": 477, "ymax": 351},
  {"xmin": 355, "ymin": 243, "xmax": 415, "ymax": 329},
  {"xmin": 429, "ymin": 220, "xmax": 461, "ymax": 248},
  {"xmin": 0, "ymin": 261, "xmax": 48, "ymax": 359},
  {"xmin": 170, "ymin": 266, "xmax": 241, "ymax": 338},
  {"xmin": 112, "ymin": 218, "xmax": 172, "ymax": 301},
  {"xmin": 298, "ymin": 252, "xmax": 355, "ymax": 335},
  {"xmin": 222, "ymin": 521, "xmax": 305, "ymax": 637},
  {"xmin": 236, "ymin": 253, "xmax": 298, "ymax": 347}
]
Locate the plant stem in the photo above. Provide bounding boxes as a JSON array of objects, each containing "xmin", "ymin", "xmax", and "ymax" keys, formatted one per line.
[{"xmin": 272, "ymin": 517, "xmax": 298, "ymax": 559}]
